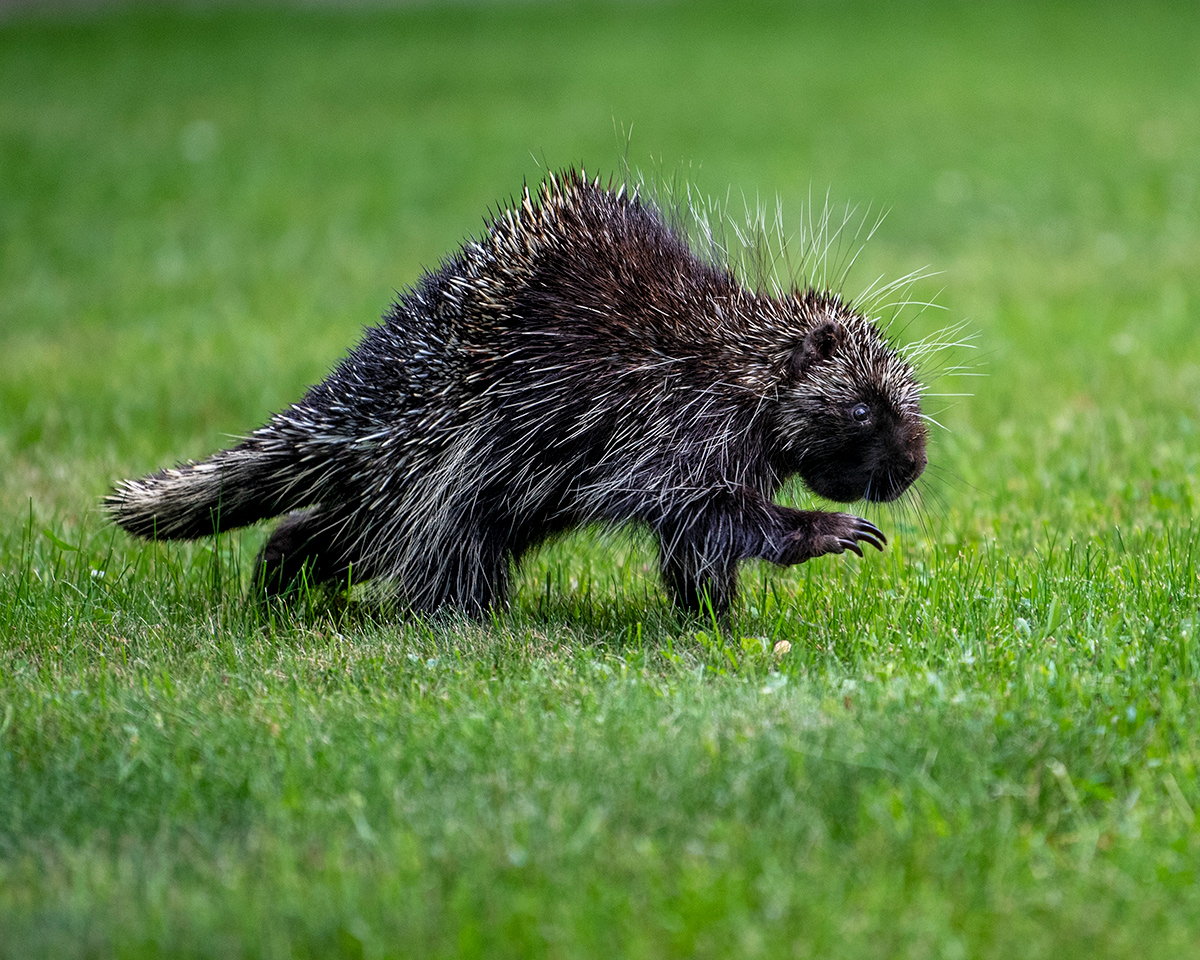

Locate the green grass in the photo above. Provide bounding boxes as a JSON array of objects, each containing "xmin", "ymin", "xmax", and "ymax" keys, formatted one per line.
[{"xmin": 3, "ymin": 1, "xmax": 1200, "ymax": 956}]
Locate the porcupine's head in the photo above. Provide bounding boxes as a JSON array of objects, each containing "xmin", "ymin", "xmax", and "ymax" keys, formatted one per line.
[{"xmin": 770, "ymin": 292, "xmax": 927, "ymax": 504}]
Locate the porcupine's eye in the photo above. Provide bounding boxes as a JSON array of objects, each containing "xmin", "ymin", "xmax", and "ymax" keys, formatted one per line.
[{"xmin": 850, "ymin": 403, "xmax": 871, "ymax": 424}]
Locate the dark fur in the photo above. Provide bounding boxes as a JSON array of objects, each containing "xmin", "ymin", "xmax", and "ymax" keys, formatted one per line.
[{"xmin": 107, "ymin": 171, "xmax": 927, "ymax": 617}]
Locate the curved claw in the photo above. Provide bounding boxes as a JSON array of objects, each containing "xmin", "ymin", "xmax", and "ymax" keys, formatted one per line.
[
  {"xmin": 858, "ymin": 532, "xmax": 886, "ymax": 551},
  {"xmin": 839, "ymin": 538, "xmax": 865, "ymax": 557},
  {"xmin": 851, "ymin": 518, "xmax": 886, "ymax": 551}
]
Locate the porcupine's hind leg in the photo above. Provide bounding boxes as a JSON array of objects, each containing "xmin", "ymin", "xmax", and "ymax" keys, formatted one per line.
[
  {"xmin": 254, "ymin": 506, "xmax": 370, "ymax": 597},
  {"xmin": 257, "ymin": 504, "xmax": 517, "ymax": 614}
]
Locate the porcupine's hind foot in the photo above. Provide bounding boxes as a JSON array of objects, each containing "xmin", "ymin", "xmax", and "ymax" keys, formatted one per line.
[{"xmin": 254, "ymin": 508, "xmax": 362, "ymax": 598}]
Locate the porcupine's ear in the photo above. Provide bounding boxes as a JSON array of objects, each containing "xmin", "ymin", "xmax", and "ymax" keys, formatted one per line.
[{"xmin": 789, "ymin": 320, "xmax": 846, "ymax": 379}]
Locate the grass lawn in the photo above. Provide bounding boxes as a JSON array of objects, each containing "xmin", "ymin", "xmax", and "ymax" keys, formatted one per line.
[{"xmin": 3, "ymin": 1, "xmax": 1200, "ymax": 956}]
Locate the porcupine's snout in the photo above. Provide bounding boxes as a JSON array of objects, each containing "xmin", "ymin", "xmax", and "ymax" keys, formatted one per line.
[
  {"xmin": 867, "ymin": 446, "xmax": 927, "ymax": 502},
  {"xmin": 864, "ymin": 419, "xmax": 928, "ymax": 503}
]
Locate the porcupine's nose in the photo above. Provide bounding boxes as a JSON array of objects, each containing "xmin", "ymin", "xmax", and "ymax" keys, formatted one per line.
[
  {"xmin": 901, "ymin": 446, "xmax": 927, "ymax": 489},
  {"xmin": 869, "ymin": 445, "xmax": 926, "ymax": 503},
  {"xmin": 900, "ymin": 425, "xmax": 928, "ymax": 485}
]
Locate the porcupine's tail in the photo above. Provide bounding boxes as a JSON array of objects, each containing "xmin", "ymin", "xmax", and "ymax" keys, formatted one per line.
[{"xmin": 105, "ymin": 441, "xmax": 312, "ymax": 541}]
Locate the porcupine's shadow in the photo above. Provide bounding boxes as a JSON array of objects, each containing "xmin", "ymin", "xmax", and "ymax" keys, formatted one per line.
[{"xmin": 251, "ymin": 523, "xmax": 695, "ymax": 640}]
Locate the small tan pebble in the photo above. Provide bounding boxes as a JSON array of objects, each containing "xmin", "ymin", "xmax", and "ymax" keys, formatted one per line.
[{"xmin": 773, "ymin": 639, "xmax": 792, "ymax": 657}]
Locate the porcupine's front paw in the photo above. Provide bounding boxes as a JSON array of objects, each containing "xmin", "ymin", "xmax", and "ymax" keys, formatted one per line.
[{"xmin": 776, "ymin": 511, "xmax": 886, "ymax": 565}]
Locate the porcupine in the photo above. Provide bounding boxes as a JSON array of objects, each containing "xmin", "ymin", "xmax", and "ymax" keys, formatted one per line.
[{"xmin": 106, "ymin": 169, "xmax": 928, "ymax": 618}]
